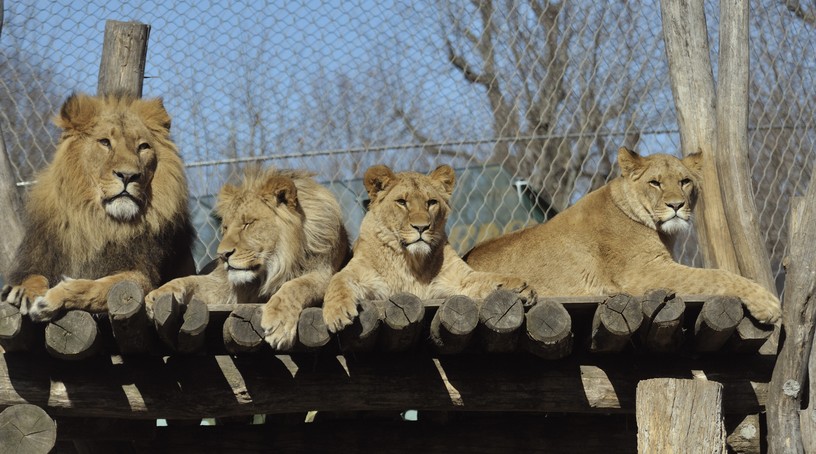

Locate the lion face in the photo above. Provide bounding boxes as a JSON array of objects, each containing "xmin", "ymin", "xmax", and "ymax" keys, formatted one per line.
[
  {"xmin": 363, "ymin": 164, "xmax": 455, "ymax": 257},
  {"xmin": 215, "ymin": 170, "xmax": 303, "ymax": 287},
  {"xmin": 618, "ymin": 147, "xmax": 702, "ymax": 234},
  {"xmin": 54, "ymin": 94, "xmax": 175, "ymax": 222}
]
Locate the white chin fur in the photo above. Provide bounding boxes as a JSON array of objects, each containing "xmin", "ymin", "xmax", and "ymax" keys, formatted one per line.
[
  {"xmin": 105, "ymin": 198, "xmax": 140, "ymax": 220},
  {"xmin": 227, "ymin": 269, "xmax": 258, "ymax": 286},
  {"xmin": 406, "ymin": 241, "xmax": 432, "ymax": 256},
  {"xmin": 659, "ymin": 218, "xmax": 690, "ymax": 235}
]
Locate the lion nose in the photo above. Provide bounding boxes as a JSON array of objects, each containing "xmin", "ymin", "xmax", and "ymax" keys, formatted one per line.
[
  {"xmin": 113, "ymin": 170, "xmax": 141, "ymax": 185},
  {"xmin": 666, "ymin": 201, "xmax": 685, "ymax": 212},
  {"xmin": 411, "ymin": 223, "xmax": 430, "ymax": 234},
  {"xmin": 218, "ymin": 249, "xmax": 235, "ymax": 261}
]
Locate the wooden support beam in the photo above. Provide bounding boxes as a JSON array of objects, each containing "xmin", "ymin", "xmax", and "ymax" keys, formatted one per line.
[
  {"xmin": 379, "ymin": 293, "xmax": 424, "ymax": 352},
  {"xmin": 97, "ymin": 20, "xmax": 150, "ymax": 97},
  {"xmin": 222, "ymin": 305, "xmax": 263, "ymax": 354},
  {"xmin": 590, "ymin": 294, "xmax": 643, "ymax": 352},
  {"xmin": 153, "ymin": 295, "xmax": 209, "ymax": 354},
  {"xmin": 297, "ymin": 307, "xmax": 330, "ymax": 350},
  {"xmin": 430, "ymin": 295, "xmax": 478, "ymax": 355},
  {"xmin": 0, "ymin": 404, "xmax": 56, "ymax": 454},
  {"xmin": 107, "ymin": 280, "xmax": 155, "ymax": 354},
  {"xmin": 0, "ymin": 352, "xmax": 772, "ymax": 419},
  {"xmin": 522, "ymin": 300, "xmax": 572, "ymax": 359},
  {"xmin": 636, "ymin": 378, "xmax": 727, "ymax": 453},
  {"xmin": 337, "ymin": 300, "xmax": 381, "ymax": 352},
  {"xmin": 639, "ymin": 290, "xmax": 685, "ymax": 352},
  {"xmin": 0, "ymin": 302, "xmax": 42, "ymax": 353},
  {"xmin": 44, "ymin": 310, "xmax": 100, "ymax": 360},
  {"xmin": 478, "ymin": 289, "xmax": 524, "ymax": 353},
  {"xmin": 694, "ymin": 296, "xmax": 743, "ymax": 352}
]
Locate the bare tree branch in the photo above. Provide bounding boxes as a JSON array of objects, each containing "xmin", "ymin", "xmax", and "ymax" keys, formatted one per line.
[{"xmin": 781, "ymin": 0, "xmax": 816, "ymax": 26}]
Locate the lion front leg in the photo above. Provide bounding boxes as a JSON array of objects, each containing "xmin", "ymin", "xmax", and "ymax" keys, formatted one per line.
[
  {"xmin": 322, "ymin": 264, "xmax": 377, "ymax": 334},
  {"xmin": 458, "ymin": 271, "xmax": 537, "ymax": 304},
  {"xmin": 2, "ymin": 275, "xmax": 49, "ymax": 312},
  {"xmin": 27, "ymin": 271, "xmax": 151, "ymax": 322},
  {"xmin": 261, "ymin": 269, "xmax": 332, "ymax": 350}
]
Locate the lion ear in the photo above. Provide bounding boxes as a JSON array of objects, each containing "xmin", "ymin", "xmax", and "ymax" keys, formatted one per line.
[
  {"xmin": 617, "ymin": 147, "xmax": 643, "ymax": 178},
  {"xmin": 683, "ymin": 152, "xmax": 704, "ymax": 177},
  {"xmin": 262, "ymin": 176, "xmax": 298, "ymax": 210},
  {"xmin": 364, "ymin": 165, "xmax": 396, "ymax": 200},
  {"xmin": 133, "ymin": 98, "xmax": 172, "ymax": 135},
  {"xmin": 54, "ymin": 93, "xmax": 98, "ymax": 132},
  {"xmin": 430, "ymin": 165, "xmax": 455, "ymax": 196}
]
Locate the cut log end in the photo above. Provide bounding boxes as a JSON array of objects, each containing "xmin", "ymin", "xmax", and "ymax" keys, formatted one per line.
[
  {"xmin": 0, "ymin": 404, "xmax": 56, "ymax": 454},
  {"xmin": 45, "ymin": 310, "xmax": 100, "ymax": 360}
]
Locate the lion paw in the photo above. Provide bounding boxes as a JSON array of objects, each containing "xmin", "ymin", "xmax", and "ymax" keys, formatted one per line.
[
  {"xmin": 261, "ymin": 296, "xmax": 301, "ymax": 351},
  {"xmin": 27, "ymin": 288, "xmax": 69, "ymax": 322},
  {"xmin": 2, "ymin": 285, "xmax": 41, "ymax": 312},
  {"xmin": 744, "ymin": 295, "xmax": 782, "ymax": 325},
  {"xmin": 145, "ymin": 281, "xmax": 189, "ymax": 320},
  {"xmin": 499, "ymin": 278, "xmax": 537, "ymax": 305},
  {"xmin": 322, "ymin": 298, "xmax": 358, "ymax": 333}
]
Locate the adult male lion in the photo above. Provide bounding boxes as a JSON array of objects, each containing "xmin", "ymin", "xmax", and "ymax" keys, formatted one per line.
[
  {"xmin": 465, "ymin": 147, "xmax": 781, "ymax": 324},
  {"xmin": 322, "ymin": 164, "xmax": 534, "ymax": 333},
  {"xmin": 2, "ymin": 93, "xmax": 195, "ymax": 321},
  {"xmin": 146, "ymin": 167, "xmax": 350, "ymax": 350}
]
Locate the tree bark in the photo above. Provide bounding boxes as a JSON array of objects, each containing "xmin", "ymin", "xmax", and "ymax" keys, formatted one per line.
[
  {"xmin": 659, "ymin": 0, "xmax": 740, "ymax": 273},
  {"xmin": 715, "ymin": 0, "xmax": 776, "ymax": 293}
]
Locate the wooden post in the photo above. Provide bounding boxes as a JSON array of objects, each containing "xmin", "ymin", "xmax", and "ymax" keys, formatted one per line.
[
  {"xmin": 379, "ymin": 293, "xmax": 425, "ymax": 351},
  {"xmin": 636, "ymin": 378, "xmax": 727, "ymax": 453},
  {"xmin": 153, "ymin": 295, "xmax": 209, "ymax": 354},
  {"xmin": 222, "ymin": 305, "xmax": 264, "ymax": 354},
  {"xmin": 715, "ymin": 0, "xmax": 776, "ymax": 293},
  {"xmin": 523, "ymin": 300, "xmax": 572, "ymax": 359},
  {"xmin": 659, "ymin": 0, "xmax": 739, "ymax": 273},
  {"xmin": 297, "ymin": 307, "xmax": 331, "ymax": 349},
  {"xmin": 768, "ymin": 189, "xmax": 816, "ymax": 452},
  {"xmin": 430, "ymin": 295, "xmax": 478, "ymax": 354},
  {"xmin": 694, "ymin": 296, "xmax": 743, "ymax": 352},
  {"xmin": 639, "ymin": 290, "xmax": 685, "ymax": 352},
  {"xmin": 44, "ymin": 310, "xmax": 101, "ymax": 360},
  {"xmin": 0, "ymin": 301, "xmax": 42, "ymax": 352},
  {"xmin": 478, "ymin": 289, "xmax": 524, "ymax": 353},
  {"xmin": 0, "ymin": 0, "xmax": 25, "ymax": 277},
  {"xmin": 0, "ymin": 404, "xmax": 56, "ymax": 454},
  {"xmin": 97, "ymin": 20, "xmax": 150, "ymax": 97},
  {"xmin": 107, "ymin": 280, "xmax": 155, "ymax": 354},
  {"xmin": 590, "ymin": 294, "xmax": 643, "ymax": 353}
]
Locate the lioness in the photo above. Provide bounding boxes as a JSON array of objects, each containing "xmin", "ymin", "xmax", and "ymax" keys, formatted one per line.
[
  {"xmin": 465, "ymin": 147, "xmax": 781, "ymax": 324},
  {"xmin": 322, "ymin": 164, "xmax": 534, "ymax": 333},
  {"xmin": 146, "ymin": 167, "xmax": 350, "ymax": 350},
  {"xmin": 2, "ymin": 93, "xmax": 194, "ymax": 321}
]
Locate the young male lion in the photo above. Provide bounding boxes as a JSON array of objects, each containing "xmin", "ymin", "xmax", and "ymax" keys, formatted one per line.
[
  {"xmin": 145, "ymin": 167, "xmax": 350, "ymax": 350},
  {"xmin": 2, "ymin": 93, "xmax": 195, "ymax": 321},
  {"xmin": 464, "ymin": 147, "xmax": 781, "ymax": 324},
  {"xmin": 322, "ymin": 164, "xmax": 534, "ymax": 333}
]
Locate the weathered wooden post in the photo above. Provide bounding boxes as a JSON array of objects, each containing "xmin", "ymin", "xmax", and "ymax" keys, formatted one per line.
[
  {"xmin": 97, "ymin": 20, "xmax": 150, "ymax": 97},
  {"xmin": 0, "ymin": 404, "xmax": 57, "ymax": 454},
  {"xmin": 636, "ymin": 378, "xmax": 727, "ymax": 453},
  {"xmin": 767, "ymin": 189, "xmax": 816, "ymax": 452}
]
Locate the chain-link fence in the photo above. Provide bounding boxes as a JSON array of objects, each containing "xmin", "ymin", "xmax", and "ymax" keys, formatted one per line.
[{"xmin": 1, "ymin": 1, "xmax": 813, "ymax": 291}]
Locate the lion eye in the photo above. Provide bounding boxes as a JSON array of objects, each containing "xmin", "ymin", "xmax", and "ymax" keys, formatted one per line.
[
  {"xmin": 427, "ymin": 199, "xmax": 438, "ymax": 207},
  {"xmin": 98, "ymin": 138, "xmax": 112, "ymax": 148},
  {"xmin": 242, "ymin": 221, "xmax": 254, "ymax": 230},
  {"xmin": 137, "ymin": 142, "xmax": 151, "ymax": 152},
  {"xmin": 649, "ymin": 180, "xmax": 661, "ymax": 188},
  {"xmin": 396, "ymin": 199, "xmax": 407, "ymax": 207},
  {"xmin": 680, "ymin": 178, "xmax": 692, "ymax": 186}
]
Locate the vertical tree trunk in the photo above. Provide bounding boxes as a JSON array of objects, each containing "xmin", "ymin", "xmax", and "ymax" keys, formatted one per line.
[
  {"xmin": 715, "ymin": 0, "xmax": 776, "ymax": 293},
  {"xmin": 97, "ymin": 20, "xmax": 150, "ymax": 97},
  {"xmin": 767, "ymin": 186, "xmax": 816, "ymax": 452},
  {"xmin": 0, "ymin": 0, "xmax": 26, "ymax": 276},
  {"xmin": 659, "ymin": 0, "xmax": 740, "ymax": 273}
]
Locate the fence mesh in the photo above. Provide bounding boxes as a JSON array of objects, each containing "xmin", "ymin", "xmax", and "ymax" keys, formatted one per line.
[{"xmin": 1, "ymin": 0, "xmax": 813, "ymax": 291}]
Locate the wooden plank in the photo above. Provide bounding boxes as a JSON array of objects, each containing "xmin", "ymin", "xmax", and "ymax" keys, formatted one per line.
[
  {"xmin": 636, "ymin": 378, "xmax": 727, "ymax": 453},
  {"xmin": 97, "ymin": 20, "xmax": 150, "ymax": 97},
  {"xmin": 694, "ymin": 296, "xmax": 743, "ymax": 352},
  {"xmin": 222, "ymin": 305, "xmax": 264, "ymax": 354},
  {"xmin": 337, "ymin": 299, "xmax": 381, "ymax": 352},
  {"xmin": 0, "ymin": 352, "xmax": 773, "ymax": 419},
  {"xmin": 107, "ymin": 280, "xmax": 156, "ymax": 354},
  {"xmin": 640, "ymin": 289, "xmax": 685, "ymax": 352},
  {"xmin": 379, "ymin": 293, "xmax": 424, "ymax": 352},
  {"xmin": 44, "ymin": 310, "xmax": 100, "ymax": 360},
  {"xmin": 0, "ymin": 404, "xmax": 56, "ymax": 454},
  {"xmin": 297, "ymin": 307, "xmax": 330, "ymax": 350},
  {"xmin": 522, "ymin": 300, "xmax": 572, "ymax": 359}
]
